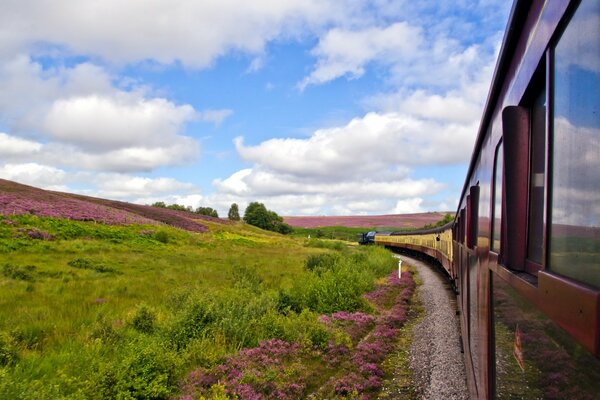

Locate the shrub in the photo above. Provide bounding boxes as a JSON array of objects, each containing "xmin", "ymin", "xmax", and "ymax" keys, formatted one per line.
[
  {"xmin": 166, "ymin": 297, "xmax": 214, "ymax": 350},
  {"xmin": 131, "ymin": 305, "xmax": 157, "ymax": 334},
  {"xmin": 154, "ymin": 231, "xmax": 169, "ymax": 244},
  {"xmin": 195, "ymin": 207, "xmax": 219, "ymax": 218},
  {"xmin": 94, "ymin": 339, "xmax": 180, "ymax": 400},
  {"xmin": 243, "ymin": 202, "xmax": 292, "ymax": 234},
  {"xmin": 89, "ymin": 316, "xmax": 121, "ymax": 343},
  {"xmin": 304, "ymin": 253, "xmax": 339, "ymax": 274},
  {"xmin": 10, "ymin": 325, "xmax": 46, "ymax": 350},
  {"xmin": 68, "ymin": 258, "xmax": 117, "ymax": 274},
  {"xmin": 0, "ymin": 333, "xmax": 17, "ymax": 366},
  {"xmin": 2, "ymin": 264, "xmax": 35, "ymax": 281}
]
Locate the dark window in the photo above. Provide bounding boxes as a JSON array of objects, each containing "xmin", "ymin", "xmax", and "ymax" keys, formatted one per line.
[
  {"xmin": 468, "ymin": 185, "xmax": 480, "ymax": 249},
  {"xmin": 526, "ymin": 79, "xmax": 546, "ymax": 266},
  {"xmin": 550, "ymin": 0, "xmax": 600, "ymax": 288},
  {"xmin": 491, "ymin": 143, "xmax": 503, "ymax": 253}
]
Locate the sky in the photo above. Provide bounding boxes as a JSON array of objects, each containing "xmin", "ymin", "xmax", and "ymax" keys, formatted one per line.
[{"xmin": 0, "ymin": 0, "xmax": 512, "ymax": 217}]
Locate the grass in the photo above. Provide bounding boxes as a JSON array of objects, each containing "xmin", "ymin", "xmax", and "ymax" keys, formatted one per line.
[{"xmin": 0, "ymin": 214, "xmax": 414, "ymax": 399}]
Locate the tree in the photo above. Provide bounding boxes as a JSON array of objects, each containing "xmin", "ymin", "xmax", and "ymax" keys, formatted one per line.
[
  {"xmin": 151, "ymin": 201, "xmax": 166, "ymax": 208},
  {"xmin": 166, "ymin": 203, "xmax": 191, "ymax": 212},
  {"xmin": 195, "ymin": 207, "xmax": 219, "ymax": 218},
  {"xmin": 243, "ymin": 202, "xmax": 292, "ymax": 234},
  {"xmin": 228, "ymin": 203, "xmax": 240, "ymax": 221}
]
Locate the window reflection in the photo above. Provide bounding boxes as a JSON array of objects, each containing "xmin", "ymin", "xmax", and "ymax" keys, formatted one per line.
[
  {"xmin": 551, "ymin": 0, "xmax": 600, "ymax": 288},
  {"xmin": 492, "ymin": 143, "xmax": 503, "ymax": 252},
  {"xmin": 492, "ymin": 274, "xmax": 600, "ymax": 399}
]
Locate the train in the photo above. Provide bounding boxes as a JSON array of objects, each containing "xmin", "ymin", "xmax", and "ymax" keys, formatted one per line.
[{"xmin": 367, "ymin": 0, "xmax": 600, "ymax": 398}]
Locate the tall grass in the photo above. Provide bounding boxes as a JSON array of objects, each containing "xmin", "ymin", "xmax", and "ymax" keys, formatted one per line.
[{"xmin": 0, "ymin": 215, "xmax": 397, "ymax": 399}]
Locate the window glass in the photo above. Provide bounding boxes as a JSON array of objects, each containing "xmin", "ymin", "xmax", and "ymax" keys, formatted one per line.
[
  {"xmin": 551, "ymin": 0, "xmax": 600, "ymax": 288},
  {"xmin": 527, "ymin": 86, "xmax": 546, "ymax": 265},
  {"xmin": 468, "ymin": 254, "xmax": 479, "ymax": 391},
  {"xmin": 492, "ymin": 274, "xmax": 600, "ymax": 398},
  {"xmin": 492, "ymin": 143, "xmax": 503, "ymax": 252}
]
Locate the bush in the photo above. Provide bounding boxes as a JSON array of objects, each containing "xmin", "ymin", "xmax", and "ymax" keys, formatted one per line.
[
  {"xmin": 243, "ymin": 202, "xmax": 292, "ymax": 234},
  {"xmin": 305, "ymin": 253, "xmax": 339, "ymax": 274},
  {"xmin": 0, "ymin": 333, "xmax": 17, "ymax": 366},
  {"xmin": 131, "ymin": 305, "xmax": 157, "ymax": 334},
  {"xmin": 2, "ymin": 264, "xmax": 35, "ymax": 281},
  {"xmin": 165, "ymin": 297, "xmax": 214, "ymax": 350},
  {"xmin": 154, "ymin": 231, "xmax": 169, "ymax": 244},
  {"xmin": 195, "ymin": 207, "xmax": 219, "ymax": 218},
  {"xmin": 68, "ymin": 258, "xmax": 117, "ymax": 274},
  {"xmin": 94, "ymin": 339, "xmax": 180, "ymax": 400}
]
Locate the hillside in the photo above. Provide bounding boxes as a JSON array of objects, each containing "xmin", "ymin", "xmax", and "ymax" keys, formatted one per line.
[
  {"xmin": 284, "ymin": 212, "xmax": 451, "ymax": 229},
  {"xmin": 0, "ymin": 178, "xmax": 419, "ymax": 399},
  {"xmin": 0, "ymin": 179, "xmax": 226, "ymax": 232}
]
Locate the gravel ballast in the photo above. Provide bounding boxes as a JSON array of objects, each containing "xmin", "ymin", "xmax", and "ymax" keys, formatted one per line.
[{"xmin": 398, "ymin": 254, "xmax": 469, "ymax": 400}]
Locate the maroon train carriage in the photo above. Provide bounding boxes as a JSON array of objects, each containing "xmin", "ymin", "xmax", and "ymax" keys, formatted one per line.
[{"xmin": 374, "ymin": 0, "xmax": 600, "ymax": 398}]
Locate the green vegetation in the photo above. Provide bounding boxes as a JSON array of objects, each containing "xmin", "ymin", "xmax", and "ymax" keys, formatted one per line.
[
  {"xmin": 422, "ymin": 213, "xmax": 453, "ymax": 229},
  {"xmin": 0, "ymin": 214, "xmax": 400, "ymax": 399},
  {"xmin": 150, "ymin": 201, "xmax": 219, "ymax": 218},
  {"xmin": 243, "ymin": 201, "xmax": 292, "ymax": 234},
  {"xmin": 195, "ymin": 207, "xmax": 219, "ymax": 218},
  {"xmin": 227, "ymin": 203, "xmax": 240, "ymax": 221}
]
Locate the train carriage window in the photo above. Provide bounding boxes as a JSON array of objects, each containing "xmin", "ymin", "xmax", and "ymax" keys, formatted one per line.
[
  {"xmin": 550, "ymin": 0, "xmax": 600, "ymax": 289},
  {"xmin": 491, "ymin": 142, "xmax": 503, "ymax": 253},
  {"xmin": 468, "ymin": 185, "xmax": 480, "ymax": 249},
  {"xmin": 525, "ymin": 70, "xmax": 546, "ymax": 268}
]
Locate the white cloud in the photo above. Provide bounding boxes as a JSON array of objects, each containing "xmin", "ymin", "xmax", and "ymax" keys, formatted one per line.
[
  {"xmin": 0, "ymin": 161, "xmax": 204, "ymax": 208},
  {"xmin": 199, "ymin": 109, "xmax": 233, "ymax": 127},
  {"xmin": 0, "ymin": 163, "xmax": 67, "ymax": 190},
  {"xmin": 299, "ymin": 22, "xmax": 422, "ymax": 89},
  {"xmin": 0, "ymin": 132, "xmax": 42, "ymax": 157},
  {"xmin": 43, "ymin": 95, "xmax": 196, "ymax": 151},
  {"xmin": 393, "ymin": 198, "xmax": 424, "ymax": 214},
  {"xmin": 210, "ymin": 108, "xmax": 467, "ymax": 215},
  {"xmin": 0, "ymin": 56, "xmax": 200, "ymax": 173},
  {"xmin": 90, "ymin": 174, "xmax": 197, "ymax": 199},
  {"xmin": 235, "ymin": 111, "xmax": 476, "ymax": 175},
  {"xmin": 0, "ymin": 0, "xmax": 348, "ymax": 68}
]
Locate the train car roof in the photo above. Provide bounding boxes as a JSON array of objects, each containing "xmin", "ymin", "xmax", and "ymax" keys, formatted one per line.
[
  {"xmin": 456, "ymin": 0, "xmax": 528, "ymax": 218},
  {"xmin": 389, "ymin": 221, "xmax": 454, "ymax": 236}
]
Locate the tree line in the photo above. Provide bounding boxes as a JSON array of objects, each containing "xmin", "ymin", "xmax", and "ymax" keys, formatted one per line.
[{"xmin": 151, "ymin": 201, "xmax": 292, "ymax": 234}]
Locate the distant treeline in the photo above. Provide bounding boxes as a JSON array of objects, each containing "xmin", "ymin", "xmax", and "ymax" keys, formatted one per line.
[{"xmin": 151, "ymin": 201, "xmax": 292, "ymax": 234}]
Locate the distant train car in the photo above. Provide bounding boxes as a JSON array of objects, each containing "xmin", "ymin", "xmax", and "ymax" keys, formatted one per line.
[
  {"xmin": 357, "ymin": 231, "xmax": 377, "ymax": 245},
  {"xmin": 376, "ymin": 0, "xmax": 600, "ymax": 398}
]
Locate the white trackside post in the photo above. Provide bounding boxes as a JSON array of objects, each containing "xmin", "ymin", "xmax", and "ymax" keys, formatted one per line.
[{"xmin": 398, "ymin": 259, "xmax": 402, "ymax": 279}]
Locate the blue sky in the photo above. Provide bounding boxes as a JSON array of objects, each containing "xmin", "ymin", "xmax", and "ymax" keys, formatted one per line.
[{"xmin": 0, "ymin": 0, "xmax": 511, "ymax": 216}]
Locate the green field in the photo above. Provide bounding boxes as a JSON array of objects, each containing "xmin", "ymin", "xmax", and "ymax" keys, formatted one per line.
[{"xmin": 0, "ymin": 215, "xmax": 415, "ymax": 399}]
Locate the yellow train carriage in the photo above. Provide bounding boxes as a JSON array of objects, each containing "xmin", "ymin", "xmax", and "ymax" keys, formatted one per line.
[{"xmin": 374, "ymin": 223, "xmax": 454, "ymax": 277}]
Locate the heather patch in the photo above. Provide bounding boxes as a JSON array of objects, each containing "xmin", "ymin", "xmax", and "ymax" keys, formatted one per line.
[
  {"xmin": 0, "ymin": 193, "xmax": 155, "ymax": 226},
  {"xmin": 180, "ymin": 268, "xmax": 416, "ymax": 399}
]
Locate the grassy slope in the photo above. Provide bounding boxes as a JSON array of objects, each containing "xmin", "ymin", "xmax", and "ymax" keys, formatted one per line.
[
  {"xmin": 0, "ymin": 215, "xmax": 322, "ymax": 396},
  {"xmin": 0, "ymin": 180, "xmax": 421, "ymax": 399},
  {"xmin": 0, "ymin": 212, "xmax": 408, "ymax": 399}
]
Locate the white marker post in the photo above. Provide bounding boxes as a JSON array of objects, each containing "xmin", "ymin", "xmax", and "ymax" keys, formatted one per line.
[{"xmin": 398, "ymin": 259, "xmax": 402, "ymax": 279}]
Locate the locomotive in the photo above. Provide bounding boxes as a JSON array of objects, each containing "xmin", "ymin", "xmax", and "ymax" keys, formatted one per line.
[{"xmin": 370, "ymin": 0, "xmax": 600, "ymax": 398}]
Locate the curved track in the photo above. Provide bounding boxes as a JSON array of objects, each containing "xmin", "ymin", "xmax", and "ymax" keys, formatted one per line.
[{"xmin": 398, "ymin": 254, "xmax": 469, "ymax": 400}]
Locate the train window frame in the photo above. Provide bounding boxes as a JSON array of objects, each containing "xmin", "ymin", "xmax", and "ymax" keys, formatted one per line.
[
  {"xmin": 547, "ymin": 0, "xmax": 600, "ymax": 289},
  {"xmin": 521, "ymin": 59, "xmax": 548, "ymax": 274},
  {"xmin": 491, "ymin": 141, "xmax": 503, "ymax": 255},
  {"xmin": 467, "ymin": 185, "xmax": 480, "ymax": 249}
]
